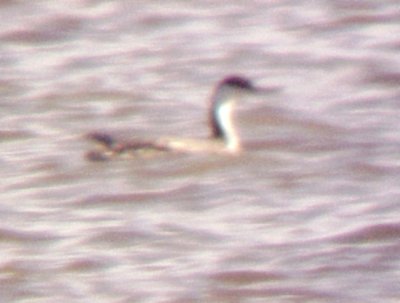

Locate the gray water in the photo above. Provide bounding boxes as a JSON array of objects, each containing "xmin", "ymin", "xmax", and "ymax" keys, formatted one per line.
[{"xmin": 1, "ymin": 1, "xmax": 400, "ymax": 302}]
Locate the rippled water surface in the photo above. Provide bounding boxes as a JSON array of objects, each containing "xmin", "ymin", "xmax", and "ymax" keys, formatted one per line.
[{"xmin": 1, "ymin": 1, "xmax": 400, "ymax": 302}]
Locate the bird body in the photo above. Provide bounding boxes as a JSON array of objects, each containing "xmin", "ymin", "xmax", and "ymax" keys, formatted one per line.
[{"xmin": 86, "ymin": 75, "xmax": 257, "ymax": 161}]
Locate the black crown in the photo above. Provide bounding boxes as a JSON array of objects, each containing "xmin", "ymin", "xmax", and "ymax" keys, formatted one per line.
[{"xmin": 220, "ymin": 75, "xmax": 255, "ymax": 90}]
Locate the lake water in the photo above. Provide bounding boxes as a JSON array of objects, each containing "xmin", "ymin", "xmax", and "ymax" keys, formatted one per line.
[{"xmin": 1, "ymin": 1, "xmax": 400, "ymax": 302}]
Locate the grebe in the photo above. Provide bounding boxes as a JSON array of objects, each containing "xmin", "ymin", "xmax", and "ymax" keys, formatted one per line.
[{"xmin": 86, "ymin": 75, "xmax": 259, "ymax": 161}]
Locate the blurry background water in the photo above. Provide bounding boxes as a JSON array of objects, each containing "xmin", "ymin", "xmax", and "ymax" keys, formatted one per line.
[{"xmin": 1, "ymin": 1, "xmax": 400, "ymax": 302}]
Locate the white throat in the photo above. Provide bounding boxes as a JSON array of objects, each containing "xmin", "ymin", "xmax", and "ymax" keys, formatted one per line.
[{"xmin": 216, "ymin": 101, "xmax": 240, "ymax": 151}]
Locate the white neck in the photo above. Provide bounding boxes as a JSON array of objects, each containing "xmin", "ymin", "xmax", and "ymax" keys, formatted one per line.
[{"xmin": 216, "ymin": 100, "xmax": 240, "ymax": 151}]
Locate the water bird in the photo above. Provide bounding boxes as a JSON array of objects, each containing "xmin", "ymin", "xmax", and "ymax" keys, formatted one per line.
[{"xmin": 86, "ymin": 75, "xmax": 264, "ymax": 161}]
